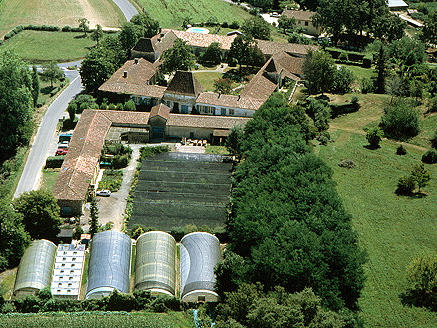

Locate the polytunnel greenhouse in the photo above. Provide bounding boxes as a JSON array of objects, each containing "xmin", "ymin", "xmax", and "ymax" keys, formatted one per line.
[
  {"xmin": 180, "ymin": 232, "xmax": 221, "ymax": 302},
  {"xmin": 85, "ymin": 231, "xmax": 132, "ymax": 299},
  {"xmin": 13, "ymin": 239, "xmax": 57, "ymax": 297},
  {"xmin": 135, "ymin": 231, "xmax": 176, "ymax": 296}
]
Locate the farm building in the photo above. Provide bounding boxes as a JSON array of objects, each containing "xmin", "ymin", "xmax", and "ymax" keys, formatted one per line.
[
  {"xmin": 51, "ymin": 244, "xmax": 85, "ymax": 299},
  {"xmin": 180, "ymin": 232, "xmax": 221, "ymax": 302},
  {"xmin": 135, "ymin": 231, "xmax": 177, "ymax": 296},
  {"xmin": 281, "ymin": 10, "xmax": 321, "ymax": 36},
  {"xmin": 13, "ymin": 240, "xmax": 57, "ymax": 298},
  {"xmin": 85, "ymin": 231, "xmax": 132, "ymax": 299}
]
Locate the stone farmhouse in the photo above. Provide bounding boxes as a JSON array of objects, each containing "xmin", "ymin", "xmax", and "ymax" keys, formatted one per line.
[
  {"xmin": 100, "ymin": 29, "xmax": 316, "ymax": 118},
  {"xmin": 282, "ymin": 10, "xmax": 321, "ymax": 36}
]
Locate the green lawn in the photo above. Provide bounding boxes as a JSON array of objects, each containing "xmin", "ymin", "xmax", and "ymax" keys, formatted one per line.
[
  {"xmin": 193, "ymin": 71, "xmax": 223, "ymax": 92},
  {"xmin": 40, "ymin": 168, "xmax": 60, "ymax": 191},
  {"xmin": 205, "ymin": 145, "xmax": 229, "ymax": 155},
  {"xmin": 341, "ymin": 64, "xmax": 374, "ymax": 81},
  {"xmin": 131, "ymin": 0, "xmax": 250, "ymax": 29},
  {"xmin": 0, "ymin": 31, "xmax": 95, "ymax": 63},
  {"xmin": 0, "ymin": 311, "xmax": 194, "ymax": 328},
  {"xmin": 0, "ymin": 0, "xmax": 125, "ymax": 37},
  {"xmin": 0, "ymin": 269, "xmax": 16, "ymax": 300},
  {"xmin": 315, "ymin": 93, "xmax": 437, "ymax": 327}
]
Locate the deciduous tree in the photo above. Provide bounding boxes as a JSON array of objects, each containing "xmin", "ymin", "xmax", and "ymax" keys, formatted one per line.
[
  {"xmin": 91, "ymin": 24, "xmax": 104, "ymax": 45},
  {"xmin": 40, "ymin": 63, "xmax": 63, "ymax": 88},
  {"xmin": 410, "ymin": 163, "xmax": 431, "ymax": 193},
  {"xmin": 89, "ymin": 197, "xmax": 99, "ymax": 237},
  {"xmin": 12, "ymin": 190, "xmax": 62, "ymax": 241},
  {"xmin": 302, "ymin": 50, "xmax": 336, "ymax": 95},
  {"xmin": 130, "ymin": 11, "xmax": 160, "ymax": 38},
  {"xmin": 201, "ymin": 42, "xmax": 222, "ymax": 65},
  {"xmin": 160, "ymin": 39, "xmax": 195, "ymax": 74},
  {"xmin": 31, "ymin": 65, "xmax": 40, "ymax": 107},
  {"xmin": 78, "ymin": 18, "xmax": 90, "ymax": 37},
  {"xmin": 241, "ymin": 16, "xmax": 271, "ymax": 40},
  {"xmin": 421, "ymin": 10, "xmax": 437, "ymax": 45},
  {"xmin": 214, "ymin": 78, "xmax": 233, "ymax": 94},
  {"xmin": 407, "ymin": 254, "xmax": 437, "ymax": 294}
]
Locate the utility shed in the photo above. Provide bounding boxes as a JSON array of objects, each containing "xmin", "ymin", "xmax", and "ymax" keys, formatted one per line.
[
  {"xmin": 13, "ymin": 240, "xmax": 57, "ymax": 298},
  {"xmin": 51, "ymin": 244, "xmax": 85, "ymax": 299},
  {"xmin": 135, "ymin": 231, "xmax": 177, "ymax": 296},
  {"xmin": 180, "ymin": 232, "xmax": 221, "ymax": 302},
  {"xmin": 85, "ymin": 231, "xmax": 132, "ymax": 299}
]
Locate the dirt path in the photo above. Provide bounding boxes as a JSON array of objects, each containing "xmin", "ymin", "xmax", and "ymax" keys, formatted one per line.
[{"xmin": 76, "ymin": 0, "xmax": 107, "ymax": 29}]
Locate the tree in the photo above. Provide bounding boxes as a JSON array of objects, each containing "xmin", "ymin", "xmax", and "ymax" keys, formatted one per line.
[
  {"xmin": 0, "ymin": 201, "xmax": 30, "ymax": 270},
  {"xmin": 89, "ymin": 197, "xmax": 99, "ymax": 237},
  {"xmin": 40, "ymin": 63, "xmax": 63, "ymax": 88},
  {"xmin": 0, "ymin": 51, "xmax": 34, "ymax": 161},
  {"xmin": 201, "ymin": 42, "xmax": 222, "ymax": 65},
  {"xmin": 366, "ymin": 127, "xmax": 383, "ymax": 148},
  {"xmin": 431, "ymin": 129, "xmax": 437, "ymax": 149},
  {"xmin": 371, "ymin": 9, "xmax": 406, "ymax": 43},
  {"xmin": 421, "ymin": 10, "xmax": 437, "ymax": 45},
  {"xmin": 80, "ymin": 47, "xmax": 116, "ymax": 93},
  {"xmin": 314, "ymin": 0, "xmax": 346, "ymax": 45},
  {"xmin": 410, "ymin": 163, "xmax": 431, "ymax": 193},
  {"xmin": 407, "ymin": 254, "xmax": 437, "ymax": 294},
  {"xmin": 385, "ymin": 75, "xmax": 405, "ymax": 103},
  {"xmin": 214, "ymin": 78, "xmax": 233, "ymax": 94},
  {"xmin": 380, "ymin": 100, "xmax": 420, "ymax": 141},
  {"xmin": 130, "ymin": 11, "xmax": 160, "ymax": 38},
  {"xmin": 225, "ymin": 125, "xmax": 245, "ymax": 160},
  {"xmin": 278, "ymin": 16, "xmax": 296, "ymax": 34},
  {"xmin": 331, "ymin": 67, "xmax": 354, "ymax": 94},
  {"xmin": 119, "ymin": 22, "xmax": 144, "ymax": 52},
  {"xmin": 375, "ymin": 43, "xmax": 387, "ymax": 94},
  {"xmin": 302, "ymin": 50, "xmax": 336, "ymax": 95},
  {"xmin": 91, "ymin": 24, "xmax": 104, "ymax": 45},
  {"xmin": 67, "ymin": 103, "xmax": 77, "ymax": 122},
  {"xmin": 160, "ymin": 39, "xmax": 195, "ymax": 74},
  {"xmin": 241, "ymin": 16, "xmax": 271, "ymax": 40},
  {"xmin": 12, "ymin": 190, "xmax": 62, "ymax": 241},
  {"xmin": 73, "ymin": 226, "xmax": 84, "ymax": 240},
  {"xmin": 31, "ymin": 65, "xmax": 40, "ymax": 107},
  {"xmin": 396, "ymin": 176, "xmax": 416, "ymax": 195},
  {"xmin": 228, "ymin": 35, "xmax": 261, "ymax": 73},
  {"xmin": 78, "ymin": 18, "xmax": 90, "ymax": 37}
]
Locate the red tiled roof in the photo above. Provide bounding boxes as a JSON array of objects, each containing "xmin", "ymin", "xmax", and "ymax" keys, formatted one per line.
[
  {"xmin": 257, "ymin": 40, "xmax": 317, "ymax": 56},
  {"xmin": 165, "ymin": 71, "xmax": 203, "ymax": 96},
  {"xmin": 196, "ymin": 92, "xmax": 264, "ymax": 111},
  {"xmin": 167, "ymin": 113, "xmax": 250, "ymax": 129},
  {"xmin": 150, "ymin": 103, "xmax": 171, "ymax": 120},
  {"xmin": 282, "ymin": 10, "xmax": 315, "ymax": 21},
  {"xmin": 240, "ymin": 70, "xmax": 278, "ymax": 102}
]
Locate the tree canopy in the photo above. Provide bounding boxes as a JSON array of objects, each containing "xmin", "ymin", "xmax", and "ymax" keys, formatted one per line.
[
  {"xmin": 160, "ymin": 39, "xmax": 195, "ymax": 74},
  {"xmin": 12, "ymin": 190, "xmax": 62, "ymax": 241},
  {"xmin": 130, "ymin": 11, "xmax": 160, "ymax": 38},
  {"xmin": 40, "ymin": 63, "xmax": 63, "ymax": 88},
  {"xmin": 302, "ymin": 50, "xmax": 336, "ymax": 95},
  {"xmin": 0, "ymin": 51, "xmax": 34, "ymax": 162},
  {"xmin": 241, "ymin": 16, "xmax": 271, "ymax": 40},
  {"xmin": 216, "ymin": 93, "xmax": 366, "ymax": 311}
]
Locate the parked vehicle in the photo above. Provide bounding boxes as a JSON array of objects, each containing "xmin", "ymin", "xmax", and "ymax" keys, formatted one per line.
[
  {"xmin": 270, "ymin": 12, "xmax": 280, "ymax": 17},
  {"xmin": 58, "ymin": 143, "xmax": 69, "ymax": 149},
  {"xmin": 56, "ymin": 148, "xmax": 68, "ymax": 156},
  {"xmin": 96, "ymin": 190, "xmax": 111, "ymax": 197},
  {"xmin": 59, "ymin": 133, "xmax": 72, "ymax": 143}
]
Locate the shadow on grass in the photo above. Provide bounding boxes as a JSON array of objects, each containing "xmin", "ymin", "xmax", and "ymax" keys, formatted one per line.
[
  {"xmin": 400, "ymin": 289, "xmax": 437, "ymax": 312},
  {"xmin": 363, "ymin": 144, "xmax": 380, "ymax": 150},
  {"xmin": 74, "ymin": 34, "xmax": 88, "ymax": 39},
  {"xmin": 41, "ymin": 86, "xmax": 56, "ymax": 94}
]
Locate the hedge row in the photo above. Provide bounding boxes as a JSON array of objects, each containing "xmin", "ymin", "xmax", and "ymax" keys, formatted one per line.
[
  {"xmin": 327, "ymin": 49, "xmax": 372, "ymax": 68},
  {"xmin": 45, "ymin": 156, "xmax": 65, "ymax": 169},
  {"xmin": 2, "ymin": 24, "xmax": 116, "ymax": 42}
]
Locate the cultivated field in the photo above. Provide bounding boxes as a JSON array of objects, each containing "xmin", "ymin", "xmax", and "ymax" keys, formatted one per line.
[
  {"xmin": 131, "ymin": 0, "xmax": 250, "ymax": 29},
  {"xmin": 0, "ymin": 31, "xmax": 95, "ymax": 63},
  {"xmin": 316, "ymin": 93, "xmax": 437, "ymax": 327},
  {"xmin": 129, "ymin": 152, "xmax": 231, "ymax": 231},
  {"xmin": 0, "ymin": 0, "xmax": 125, "ymax": 37},
  {"xmin": 0, "ymin": 311, "xmax": 193, "ymax": 328}
]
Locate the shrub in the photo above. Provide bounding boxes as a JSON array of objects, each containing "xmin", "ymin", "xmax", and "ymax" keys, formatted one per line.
[
  {"xmin": 338, "ymin": 159, "xmax": 355, "ymax": 168},
  {"xmin": 396, "ymin": 176, "xmax": 416, "ymax": 195},
  {"xmin": 361, "ymin": 77, "xmax": 375, "ymax": 94},
  {"xmin": 108, "ymin": 103, "xmax": 117, "ymax": 110},
  {"xmin": 62, "ymin": 25, "xmax": 72, "ymax": 32},
  {"xmin": 331, "ymin": 67, "xmax": 354, "ymax": 94},
  {"xmin": 73, "ymin": 226, "xmax": 84, "ymax": 240},
  {"xmin": 362, "ymin": 58, "xmax": 372, "ymax": 68},
  {"xmin": 112, "ymin": 154, "xmax": 129, "ymax": 169},
  {"xmin": 431, "ymin": 129, "xmax": 437, "ymax": 149},
  {"xmin": 45, "ymin": 156, "xmax": 65, "ymax": 168},
  {"xmin": 124, "ymin": 100, "xmax": 136, "ymax": 111},
  {"xmin": 229, "ymin": 21, "xmax": 240, "ymax": 29},
  {"xmin": 380, "ymin": 100, "xmax": 420, "ymax": 141},
  {"xmin": 79, "ymin": 102, "xmax": 89, "ymax": 113},
  {"xmin": 366, "ymin": 127, "xmax": 384, "ymax": 148},
  {"xmin": 221, "ymin": 21, "xmax": 229, "ymax": 28},
  {"xmin": 396, "ymin": 145, "xmax": 407, "ymax": 155},
  {"xmin": 339, "ymin": 52, "xmax": 348, "ymax": 62},
  {"xmin": 429, "ymin": 97, "xmax": 437, "ymax": 113},
  {"xmin": 422, "ymin": 149, "xmax": 437, "ymax": 164}
]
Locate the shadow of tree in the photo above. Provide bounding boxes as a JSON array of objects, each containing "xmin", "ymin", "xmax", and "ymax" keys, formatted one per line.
[{"xmin": 400, "ymin": 289, "xmax": 437, "ymax": 312}]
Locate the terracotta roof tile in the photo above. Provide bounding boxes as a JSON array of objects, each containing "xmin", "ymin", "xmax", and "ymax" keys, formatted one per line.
[
  {"xmin": 282, "ymin": 10, "xmax": 315, "ymax": 21},
  {"xmin": 150, "ymin": 103, "xmax": 171, "ymax": 120},
  {"xmin": 196, "ymin": 92, "xmax": 264, "ymax": 111},
  {"xmin": 240, "ymin": 70, "xmax": 278, "ymax": 102},
  {"xmin": 257, "ymin": 39, "xmax": 317, "ymax": 56},
  {"xmin": 167, "ymin": 113, "xmax": 250, "ymax": 129},
  {"xmin": 166, "ymin": 71, "xmax": 203, "ymax": 96}
]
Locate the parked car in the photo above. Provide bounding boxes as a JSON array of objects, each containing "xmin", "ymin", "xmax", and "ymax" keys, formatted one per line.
[
  {"xmin": 56, "ymin": 148, "xmax": 68, "ymax": 156},
  {"xmin": 58, "ymin": 143, "xmax": 69, "ymax": 149},
  {"xmin": 59, "ymin": 133, "xmax": 72, "ymax": 143},
  {"xmin": 96, "ymin": 190, "xmax": 111, "ymax": 197},
  {"xmin": 270, "ymin": 12, "xmax": 280, "ymax": 17}
]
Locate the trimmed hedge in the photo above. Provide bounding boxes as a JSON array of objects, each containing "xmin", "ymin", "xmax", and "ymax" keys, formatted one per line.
[
  {"xmin": 45, "ymin": 156, "xmax": 65, "ymax": 169},
  {"xmin": 330, "ymin": 99, "xmax": 360, "ymax": 118}
]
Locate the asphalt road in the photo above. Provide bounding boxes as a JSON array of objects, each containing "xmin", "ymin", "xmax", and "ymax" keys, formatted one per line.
[
  {"xmin": 13, "ymin": 0, "xmax": 138, "ymax": 198},
  {"xmin": 112, "ymin": 0, "xmax": 138, "ymax": 21}
]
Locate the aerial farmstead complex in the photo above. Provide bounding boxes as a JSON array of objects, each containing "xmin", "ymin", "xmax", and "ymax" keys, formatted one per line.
[{"xmin": 13, "ymin": 231, "xmax": 221, "ymax": 302}]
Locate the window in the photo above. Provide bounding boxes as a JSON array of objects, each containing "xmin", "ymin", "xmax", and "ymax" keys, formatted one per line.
[
  {"xmin": 63, "ymin": 252, "xmax": 67, "ymax": 255},
  {"xmin": 58, "ymin": 283, "xmax": 62, "ymax": 286},
  {"xmin": 69, "ymin": 277, "xmax": 73, "ymax": 280},
  {"xmin": 221, "ymin": 108, "xmax": 226, "ymax": 116},
  {"xmin": 62, "ymin": 257, "xmax": 66, "ymax": 260},
  {"xmin": 305, "ymin": 21, "xmax": 309, "ymax": 26},
  {"xmin": 60, "ymin": 270, "xmax": 64, "ymax": 273},
  {"xmin": 57, "ymin": 289, "xmax": 61, "ymax": 293},
  {"xmin": 72, "ymin": 258, "xmax": 76, "ymax": 261},
  {"xmin": 71, "ymin": 264, "xmax": 75, "ymax": 267},
  {"xmin": 73, "ymin": 252, "xmax": 77, "ymax": 255},
  {"xmin": 198, "ymin": 296, "xmax": 206, "ymax": 302},
  {"xmin": 229, "ymin": 109, "xmax": 235, "ymax": 115},
  {"xmin": 61, "ymin": 263, "xmax": 65, "ymax": 266},
  {"xmin": 70, "ymin": 270, "xmax": 74, "ymax": 274},
  {"xmin": 68, "ymin": 283, "xmax": 72, "ymax": 287}
]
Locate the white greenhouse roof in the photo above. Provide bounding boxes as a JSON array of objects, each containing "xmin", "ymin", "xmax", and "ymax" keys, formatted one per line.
[{"xmin": 388, "ymin": 0, "xmax": 408, "ymax": 8}]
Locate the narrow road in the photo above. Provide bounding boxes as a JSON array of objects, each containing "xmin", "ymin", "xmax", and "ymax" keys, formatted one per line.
[{"xmin": 13, "ymin": 0, "xmax": 138, "ymax": 198}]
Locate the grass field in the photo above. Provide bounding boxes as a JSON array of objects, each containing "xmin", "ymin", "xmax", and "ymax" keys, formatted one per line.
[
  {"xmin": 0, "ymin": 311, "xmax": 194, "ymax": 328},
  {"xmin": 0, "ymin": 31, "xmax": 95, "ymax": 63},
  {"xmin": 131, "ymin": 0, "xmax": 250, "ymax": 29},
  {"xmin": 40, "ymin": 168, "xmax": 60, "ymax": 191},
  {"xmin": 316, "ymin": 93, "xmax": 437, "ymax": 327},
  {"xmin": 193, "ymin": 71, "xmax": 222, "ymax": 92},
  {"xmin": 0, "ymin": 0, "xmax": 125, "ymax": 37}
]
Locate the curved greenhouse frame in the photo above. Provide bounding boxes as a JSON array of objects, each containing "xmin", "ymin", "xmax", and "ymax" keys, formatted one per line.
[
  {"xmin": 180, "ymin": 232, "xmax": 221, "ymax": 302},
  {"xmin": 85, "ymin": 231, "xmax": 132, "ymax": 299},
  {"xmin": 135, "ymin": 231, "xmax": 176, "ymax": 296},
  {"xmin": 13, "ymin": 239, "xmax": 57, "ymax": 297}
]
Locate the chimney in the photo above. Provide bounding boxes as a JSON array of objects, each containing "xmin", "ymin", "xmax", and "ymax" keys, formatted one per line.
[
  {"xmin": 218, "ymin": 93, "xmax": 221, "ymax": 98},
  {"xmin": 123, "ymin": 71, "xmax": 128, "ymax": 78},
  {"xmin": 160, "ymin": 32, "xmax": 165, "ymax": 38},
  {"xmin": 238, "ymin": 95, "xmax": 240, "ymax": 100},
  {"xmin": 134, "ymin": 58, "xmax": 139, "ymax": 64}
]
